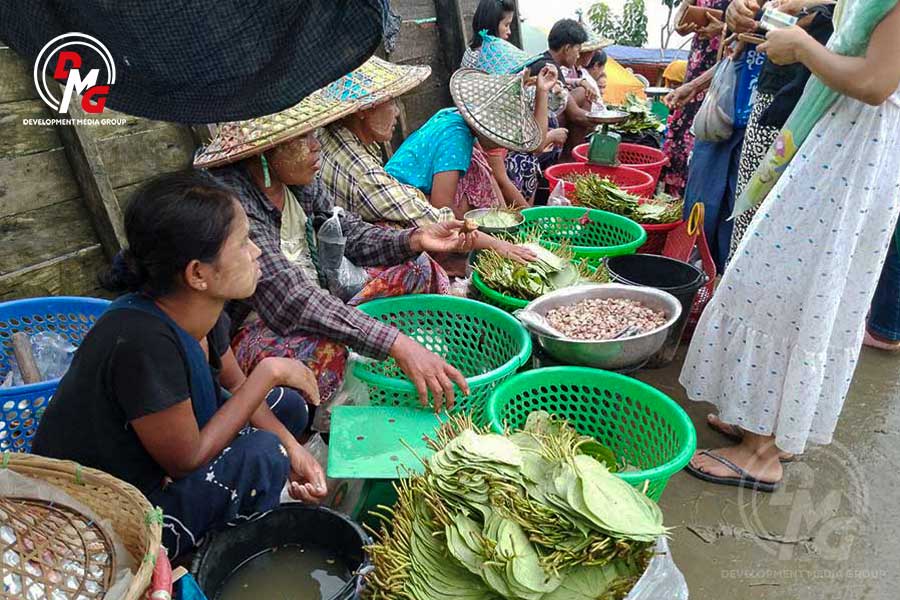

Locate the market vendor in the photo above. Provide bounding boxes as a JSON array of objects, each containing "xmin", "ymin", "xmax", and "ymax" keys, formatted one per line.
[
  {"xmin": 384, "ymin": 67, "xmax": 554, "ymax": 218},
  {"xmin": 194, "ymin": 86, "xmax": 473, "ymax": 412},
  {"xmin": 319, "ymin": 57, "xmax": 533, "ymax": 270},
  {"xmin": 33, "ymin": 172, "xmax": 325, "ymax": 558}
]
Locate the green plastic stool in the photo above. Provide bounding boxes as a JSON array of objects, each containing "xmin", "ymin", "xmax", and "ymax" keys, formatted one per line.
[{"xmin": 328, "ymin": 405, "xmax": 443, "ymax": 528}]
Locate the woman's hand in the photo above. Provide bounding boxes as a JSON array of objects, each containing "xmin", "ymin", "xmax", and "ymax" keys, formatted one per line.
[
  {"xmin": 726, "ymin": 0, "xmax": 762, "ymax": 34},
  {"xmin": 698, "ymin": 14, "xmax": 726, "ymax": 40},
  {"xmin": 664, "ymin": 84, "xmax": 697, "ymax": 109},
  {"xmin": 495, "ymin": 240, "xmax": 537, "ymax": 264},
  {"xmin": 259, "ymin": 357, "xmax": 321, "ymax": 405},
  {"xmin": 389, "ymin": 334, "xmax": 470, "ymax": 412},
  {"xmin": 578, "ymin": 80, "xmax": 598, "ymax": 104},
  {"xmin": 546, "ymin": 128, "xmax": 569, "ymax": 147},
  {"xmin": 759, "ymin": 26, "xmax": 813, "ymax": 65},
  {"xmin": 536, "ymin": 66, "xmax": 559, "ymax": 93},
  {"xmin": 411, "ymin": 221, "xmax": 478, "ymax": 254},
  {"xmin": 286, "ymin": 442, "xmax": 328, "ymax": 503},
  {"xmin": 769, "ymin": 0, "xmax": 833, "ymax": 16}
]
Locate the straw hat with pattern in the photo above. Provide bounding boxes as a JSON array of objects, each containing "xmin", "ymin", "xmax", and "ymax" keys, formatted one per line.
[
  {"xmin": 581, "ymin": 33, "xmax": 615, "ymax": 53},
  {"xmin": 450, "ymin": 69, "xmax": 542, "ymax": 154},
  {"xmin": 194, "ymin": 56, "xmax": 431, "ymax": 168}
]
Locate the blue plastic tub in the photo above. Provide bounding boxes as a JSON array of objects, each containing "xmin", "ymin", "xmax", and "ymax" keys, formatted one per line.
[{"xmin": 0, "ymin": 297, "xmax": 110, "ymax": 452}]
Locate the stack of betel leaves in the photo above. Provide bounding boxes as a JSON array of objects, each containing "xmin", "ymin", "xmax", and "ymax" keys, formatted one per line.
[
  {"xmin": 365, "ymin": 412, "xmax": 667, "ymax": 600},
  {"xmin": 608, "ymin": 93, "xmax": 664, "ymax": 134},
  {"xmin": 473, "ymin": 239, "xmax": 609, "ymax": 301},
  {"xmin": 573, "ymin": 175, "xmax": 683, "ymax": 225}
]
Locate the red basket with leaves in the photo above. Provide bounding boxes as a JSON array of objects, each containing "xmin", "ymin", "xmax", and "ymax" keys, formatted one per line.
[
  {"xmin": 661, "ymin": 204, "xmax": 716, "ymax": 338},
  {"xmin": 573, "ymin": 142, "xmax": 669, "ymax": 187},
  {"xmin": 544, "ymin": 162, "xmax": 655, "ymax": 200}
]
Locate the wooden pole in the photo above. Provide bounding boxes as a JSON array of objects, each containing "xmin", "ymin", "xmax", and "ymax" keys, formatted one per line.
[
  {"xmin": 55, "ymin": 84, "xmax": 127, "ymax": 261},
  {"xmin": 11, "ymin": 332, "xmax": 42, "ymax": 384},
  {"xmin": 434, "ymin": 0, "xmax": 467, "ymax": 73}
]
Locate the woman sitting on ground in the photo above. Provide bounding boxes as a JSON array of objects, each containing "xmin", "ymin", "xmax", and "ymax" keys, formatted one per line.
[
  {"xmin": 319, "ymin": 57, "xmax": 532, "ymax": 266},
  {"xmin": 33, "ymin": 172, "xmax": 326, "ymax": 558},
  {"xmin": 195, "ymin": 87, "xmax": 473, "ymax": 412},
  {"xmin": 384, "ymin": 67, "xmax": 556, "ymax": 218}
]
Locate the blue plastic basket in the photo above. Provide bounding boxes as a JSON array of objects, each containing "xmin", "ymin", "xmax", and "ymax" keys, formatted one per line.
[{"xmin": 0, "ymin": 297, "xmax": 110, "ymax": 452}]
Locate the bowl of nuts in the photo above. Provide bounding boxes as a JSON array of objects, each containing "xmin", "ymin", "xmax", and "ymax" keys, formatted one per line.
[{"xmin": 519, "ymin": 283, "xmax": 682, "ymax": 372}]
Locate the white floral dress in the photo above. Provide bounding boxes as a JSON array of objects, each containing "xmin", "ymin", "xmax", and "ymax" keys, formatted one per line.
[{"xmin": 680, "ymin": 85, "xmax": 900, "ymax": 455}]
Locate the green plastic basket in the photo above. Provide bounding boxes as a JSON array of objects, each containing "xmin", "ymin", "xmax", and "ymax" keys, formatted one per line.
[
  {"xmin": 521, "ymin": 206, "xmax": 646, "ymax": 263},
  {"xmin": 486, "ymin": 367, "xmax": 696, "ymax": 501},
  {"xmin": 352, "ymin": 295, "xmax": 532, "ymax": 424},
  {"xmin": 470, "ymin": 270, "xmax": 528, "ymax": 312}
]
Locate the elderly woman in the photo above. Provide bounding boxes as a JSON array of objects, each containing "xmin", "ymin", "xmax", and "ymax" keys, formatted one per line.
[
  {"xmin": 384, "ymin": 67, "xmax": 555, "ymax": 217},
  {"xmin": 319, "ymin": 57, "xmax": 531, "ymax": 265},
  {"xmin": 195, "ymin": 83, "xmax": 476, "ymax": 413}
]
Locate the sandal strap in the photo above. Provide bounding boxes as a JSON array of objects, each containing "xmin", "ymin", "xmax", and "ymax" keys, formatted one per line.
[{"xmin": 698, "ymin": 450, "xmax": 753, "ymax": 479}]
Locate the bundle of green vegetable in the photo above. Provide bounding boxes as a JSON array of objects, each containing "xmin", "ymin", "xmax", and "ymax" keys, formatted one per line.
[
  {"xmin": 365, "ymin": 412, "xmax": 666, "ymax": 600},
  {"xmin": 573, "ymin": 175, "xmax": 683, "ymax": 225},
  {"xmin": 473, "ymin": 241, "xmax": 609, "ymax": 301},
  {"xmin": 607, "ymin": 93, "xmax": 664, "ymax": 135}
]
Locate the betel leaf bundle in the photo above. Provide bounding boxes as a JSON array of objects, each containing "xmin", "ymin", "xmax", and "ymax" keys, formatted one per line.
[
  {"xmin": 607, "ymin": 93, "xmax": 663, "ymax": 134},
  {"xmin": 364, "ymin": 413, "xmax": 667, "ymax": 600},
  {"xmin": 572, "ymin": 175, "xmax": 683, "ymax": 225}
]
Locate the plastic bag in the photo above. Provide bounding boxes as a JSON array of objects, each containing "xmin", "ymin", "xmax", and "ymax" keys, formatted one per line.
[
  {"xmin": 449, "ymin": 276, "xmax": 471, "ymax": 298},
  {"xmin": 317, "ymin": 207, "xmax": 370, "ymax": 301},
  {"xmin": 625, "ymin": 537, "xmax": 689, "ymax": 599},
  {"xmin": 310, "ymin": 352, "xmax": 371, "ymax": 433},
  {"xmin": 547, "ymin": 180, "xmax": 571, "ymax": 206},
  {"xmin": 692, "ymin": 57, "xmax": 735, "ymax": 143},
  {"xmin": 297, "ymin": 433, "xmax": 366, "ymax": 517},
  {"xmin": 2, "ymin": 331, "xmax": 76, "ymax": 387}
]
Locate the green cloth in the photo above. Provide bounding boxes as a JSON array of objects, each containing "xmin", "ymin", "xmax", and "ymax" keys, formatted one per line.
[{"xmin": 733, "ymin": 0, "xmax": 899, "ymax": 217}]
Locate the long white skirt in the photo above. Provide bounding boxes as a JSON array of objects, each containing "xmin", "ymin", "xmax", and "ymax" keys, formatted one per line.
[{"xmin": 680, "ymin": 88, "xmax": 900, "ymax": 455}]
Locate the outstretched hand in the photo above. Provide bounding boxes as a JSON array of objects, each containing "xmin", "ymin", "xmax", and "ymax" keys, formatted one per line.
[
  {"xmin": 411, "ymin": 221, "xmax": 479, "ymax": 255},
  {"xmin": 390, "ymin": 334, "xmax": 470, "ymax": 412}
]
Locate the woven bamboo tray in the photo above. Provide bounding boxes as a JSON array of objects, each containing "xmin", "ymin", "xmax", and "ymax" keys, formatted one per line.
[{"xmin": 1, "ymin": 453, "xmax": 162, "ymax": 600}]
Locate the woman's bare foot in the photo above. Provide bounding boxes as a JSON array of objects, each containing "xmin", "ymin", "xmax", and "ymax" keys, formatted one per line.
[
  {"xmin": 688, "ymin": 437, "xmax": 783, "ymax": 486},
  {"xmin": 706, "ymin": 414, "xmax": 797, "ymax": 462},
  {"xmin": 863, "ymin": 330, "xmax": 900, "ymax": 351}
]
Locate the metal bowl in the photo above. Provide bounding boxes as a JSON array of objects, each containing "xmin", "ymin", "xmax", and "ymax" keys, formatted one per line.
[
  {"xmin": 464, "ymin": 208, "xmax": 525, "ymax": 236},
  {"xmin": 586, "ymin": 109, "xmax": 629, "ymax": 124},
  {"xmin": 522, "ymin": 283, "xmax": 682, "ymax": 372}
]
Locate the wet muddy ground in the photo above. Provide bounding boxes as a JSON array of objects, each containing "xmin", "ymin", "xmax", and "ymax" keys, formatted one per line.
[{"xmin": 637, "ymin": 347, "xmax": 900, "ymax": 600}]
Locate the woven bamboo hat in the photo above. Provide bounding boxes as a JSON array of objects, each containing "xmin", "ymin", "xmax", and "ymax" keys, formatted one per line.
[
  {"xmin": 581, "ymin": 34, "xmax": 615, "ymax": 53},
  {"xmin": 194, "ymin": 56, "xmax": 431, "ymax": 168},
  {"xmin": 450, "ymin": 69, "xmax": 542, "ymax": 153}
]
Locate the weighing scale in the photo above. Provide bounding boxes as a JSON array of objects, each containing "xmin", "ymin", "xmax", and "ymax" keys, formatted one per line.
[
  {"xmin": 644, "ymin": 86, "xmax": 674, "ymax": 123},
  {"xmin": 585, "ymin": 109, "xmax": 629, "ymax": 166}
]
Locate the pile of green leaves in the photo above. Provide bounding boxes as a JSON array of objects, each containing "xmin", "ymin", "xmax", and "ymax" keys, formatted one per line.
[
  {"xmin": 365, "ymin": 413, "xmax": 666, "ymax": 600},
  {"xmin": 608, "ymin": 93, "xmax": 663, "ymax": 135},
  {"xmin": 473, "ymin": 241, "xmax": 609, "ymax": 301},
  {"xmin": 573, "ymin": 175, "xmax": 683, "ymax": 225}
]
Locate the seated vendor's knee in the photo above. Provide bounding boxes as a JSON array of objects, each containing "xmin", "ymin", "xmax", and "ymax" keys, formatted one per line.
[
  {"xmin": 231, "ymin": 429, "xmax": 291, "ymax": 492},
  {"xmin": 266, "ymin": 386, "xmax": 310, "ymax": 437}
]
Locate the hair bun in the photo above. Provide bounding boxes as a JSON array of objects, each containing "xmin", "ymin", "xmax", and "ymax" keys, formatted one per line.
[{"xmin": 99, "ymin": 249, "xmax": 145, "ymax": 293}]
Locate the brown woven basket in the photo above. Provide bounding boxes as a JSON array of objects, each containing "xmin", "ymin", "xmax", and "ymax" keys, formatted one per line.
[{"xmin": 2, "ymin": 453, "xmax": 162, "ymax": 600}]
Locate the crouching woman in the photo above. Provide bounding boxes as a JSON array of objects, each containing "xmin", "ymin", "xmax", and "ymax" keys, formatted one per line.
[{"xmin": 32, "ymin": 171, "xmax": 326, "ymax": 558}]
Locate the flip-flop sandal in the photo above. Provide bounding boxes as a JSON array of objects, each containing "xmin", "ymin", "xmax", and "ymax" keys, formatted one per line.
[
  {"xmin": 684, "ymin": 450, "xmax": 781, "ymax": 493},
  {"xmin": 705, "ymin": 415, "xmax": 798, "ymax": 464}
]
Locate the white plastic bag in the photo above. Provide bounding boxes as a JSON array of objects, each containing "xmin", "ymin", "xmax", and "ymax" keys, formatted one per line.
[
  {"xmin": 625, "ymin": 538, "xmax": 689, "ymax": 599},
  {"xmin": 317, "ymin": 207, "xmax": 370, "ymax": 301},
  {"xmin": 692, "ymin": 57, "xmax": 735, "ymax": 143},
  {"xmin": 310, "ymin": 352, "xmax": 371, "ymax": 433},
  {"xmin": 547, "ymin": 180, "xmax": 571, "ymax": 206},
  {"xmin": 297, "ymin": 433, "xmax": 366, "ymax": 516}
]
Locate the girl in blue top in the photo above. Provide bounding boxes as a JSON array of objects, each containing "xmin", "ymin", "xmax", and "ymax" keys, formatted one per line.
[{"xmin": 386, "ymin": 67, "xmax": 558, "ymax": 218}]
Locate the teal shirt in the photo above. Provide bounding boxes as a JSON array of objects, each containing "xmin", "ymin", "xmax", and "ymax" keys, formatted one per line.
[{"xmin": 385, "ymin": 108, "xmax": 474, "ymax": 195}]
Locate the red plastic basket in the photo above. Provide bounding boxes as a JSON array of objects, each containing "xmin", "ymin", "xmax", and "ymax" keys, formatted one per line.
[
  {"xmin": 544, "ymin": 162, "xmax": 655, "ymax": 200},
  {"xmin": 573, "ymin": 143, "xmax": 669, "ymax": 187},
  {"xmin": 639, "ymin": 221, "xmax": 684, "ymax": 254},
  {"xmin": 660, "ymin": 204, "xmax": 716, "ymax": 338}
]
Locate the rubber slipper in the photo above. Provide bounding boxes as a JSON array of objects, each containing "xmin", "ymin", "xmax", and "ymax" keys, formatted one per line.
[
  {"xmin": 864, "ymin": 330, "xmax": 900, "ymax": 352},
  {"xmin": 705, "ymin": 415, "xmax": 798, "ymax": 464},
  {"xmin": 684, "ymin": 450, "xmax": 781, "ymax": 493}
]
